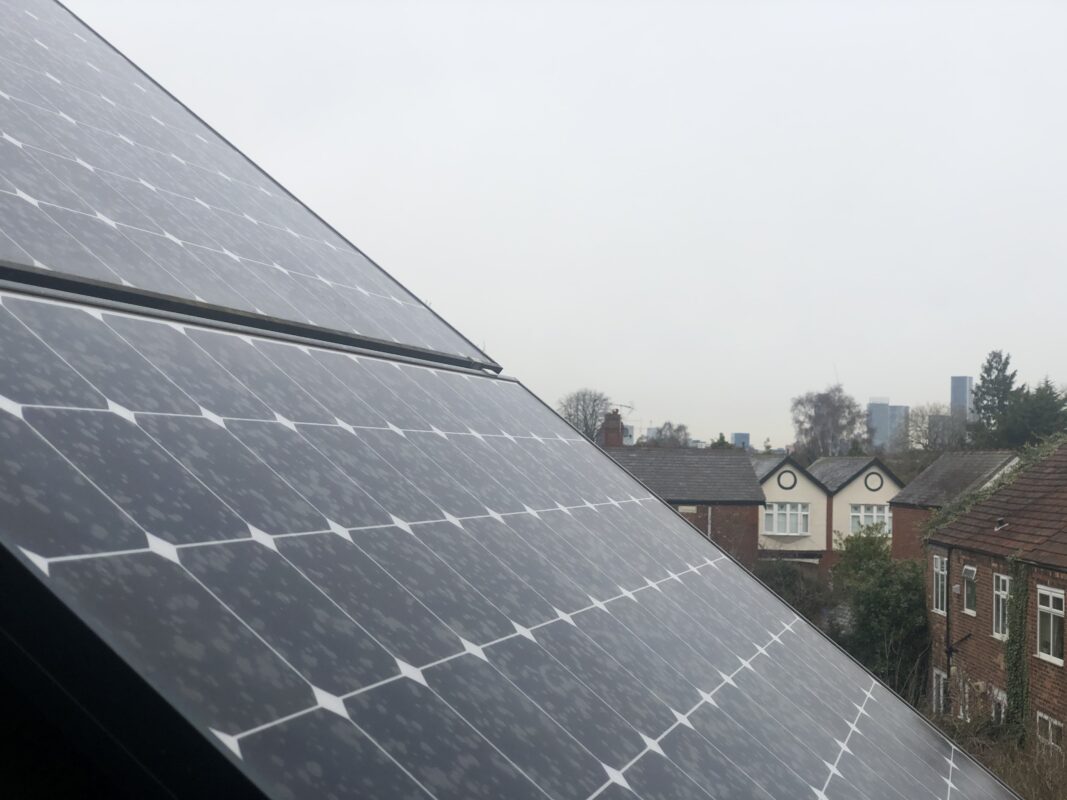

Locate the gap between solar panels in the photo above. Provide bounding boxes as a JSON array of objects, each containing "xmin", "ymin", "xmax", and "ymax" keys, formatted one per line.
[{"xmin": 0, "ymin": 256, "xmax": 500, "ymax": 374}]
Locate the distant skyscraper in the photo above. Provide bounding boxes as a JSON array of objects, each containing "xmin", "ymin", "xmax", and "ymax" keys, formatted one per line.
[
  {"xmin": 951, "ymin": 376, "xmax": 975, "ymax": 422},
  {"xmin": 868, "ymin": 398, "xmax": 909, "ymax": 451},
  {"xmin": 889, "ymin": 405, "xmax": 909, "ymax": 450},
  {"xmin": 868, "ymin": 398, "xmax": 891, "ymax": 449},
  {"xmin": 731, "ymin": 433, "xmax": 750, "ymax": 450}
]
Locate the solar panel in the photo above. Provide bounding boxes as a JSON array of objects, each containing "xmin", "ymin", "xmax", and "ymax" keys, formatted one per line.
[
  {"xmin": 0, "ymin": 289, "xmax": 1012, "ymax": 799},
  {"xmin": 0, "ymin": 3, "xmax": 1018, "ymax": 799},
  {"xmin": 0, "ymin": 0, "xmax": 494, "ymax": 368}
]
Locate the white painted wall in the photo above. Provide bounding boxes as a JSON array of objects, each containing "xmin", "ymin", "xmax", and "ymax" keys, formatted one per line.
[
  {"xmin": 758, "ymin": 463, "xmax": 828, "ymax": 554},
  {"xmin": 830, "ymin": 466, "xmax": 901, "ymax": 549}
]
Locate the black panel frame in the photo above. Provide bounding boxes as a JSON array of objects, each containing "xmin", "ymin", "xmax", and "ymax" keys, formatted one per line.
[
  {"xmin": 0, "ymin": 544, "xmax": 262, "ymax": 800},
  {"xmin": 0, "ymin": 258, "xmax": 499, "ymax": 372}
]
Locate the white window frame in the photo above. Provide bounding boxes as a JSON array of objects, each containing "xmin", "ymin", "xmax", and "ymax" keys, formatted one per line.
[
  {"xmin": 1037, "ymin": 586, "xmax": 1065, "ymax": 665},
  {"xmin": 932, "ymin": 555, "xmax": 947, "ymax": 615},
  {"xmin": 1037, "ymin": 711, "xmax": 1064, "ymax": 750},
  {"xmin": 962, "ymin": 565, "xmax": 977, "ymax": 616},
  {"xmin": 850, "ymin": 504, "xmax": 892, "ymax": 534},
  {"xmin": 932, "ymin": 668, "xmax": 949, "ymax": 714},
  {"xmin": 990, "ymin": 687, "xmax": 1007, "ymax": 725},
  {"xmin": 764, "ymin": 502, "xmax": 810, "ymax": 536},
  {"xmin": 993, "ymin": 573, "xmax": 1010, "ymax": 640}
]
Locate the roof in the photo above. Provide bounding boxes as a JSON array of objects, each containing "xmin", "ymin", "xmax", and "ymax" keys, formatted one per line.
[
  {"xmin": 749, "ymin": 453, "xmax": 829, "ymax": 492},
  {"xmin": 603, "ymin": 447, "xmax": 766, "ymax": 504},
  {"xmin": 807, "ymin": 456, "xmax": 902, "ymax": 494},
  {"xmin": 930, "ymin": 442, "xmax": 1067, "ymax": 569},
  {"xmin": 891, "ymin": 451, "xmax": 1017, "ymax": 509},
  {"xmin": 750, "ymin": 454, "xmax": 788, "ymax": 482}
]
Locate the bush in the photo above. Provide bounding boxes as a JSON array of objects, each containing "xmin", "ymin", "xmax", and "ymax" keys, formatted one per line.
[
  {"xmin": 826, "ymin": 526, "xmax": 930, "ymax": 704},
  {"xmin": 936, "ymin": 714, "xmax": 1066, "ymax": 800},
  {"xmin": 751, "ymin": 559, "xmax": 830, "ymax": 623}
]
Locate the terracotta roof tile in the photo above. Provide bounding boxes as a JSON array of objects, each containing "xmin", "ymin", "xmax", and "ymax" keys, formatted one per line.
[{"xmin": 929, "ymin": 442, "xmax": 1067, "ymax": 569}]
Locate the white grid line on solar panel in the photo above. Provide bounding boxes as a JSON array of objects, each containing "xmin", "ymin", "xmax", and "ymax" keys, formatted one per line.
[
  {"xmin": 0, "ymin": 46, "xmax": 243, "ymax": 167},
  {"xmin": 0, "ymin": 143, "xmax": 456, "ymax": 352},
  {"xmin": 810, "ymin": 679, "xmax": 877, "ymax": 800},
  {"xmin": 0, "ymin": 296, "xmax": 973, "ymax": 799},
  {"xmin": 0, "ymin": 16, "xmax": 286, "ymax": 195},
  {"xmin": 102, "ymin": 542, "xmax": 814, "ymax": 800},
  {"xmin": 0, "ymin": 165, "xmax": 467, "ymax": 356},
  {"xmin": 0, "ymin": 307, "xmax": 781, "ymax": 794},
  {"xmin": 585, "ymin": 617, "xmax": 798, "ymax": 799},
  {"xmin": 0, "ymin": 29, "xmax": 252, "ymax": 156},
  {"xmin": 3, "ymin": 4, "xmax": 255, "ymax": 146},
  {"xmin": 15, "ymin": 402, "xmax": 805, "ymax": 800},
  {"xmin": 212, "ymin": 558, "xmax": 729, "ymax": 739},
  {"xmin": 0, "ymin": 20, "xmax": 399, "ymax": 268},
  {"xmin": 2, "ymin": 398, "xmax": 849, "ymax": 797},
  {"xmin": 0, "ymin": 125, "xmax": 415, "ymax": 307},
  {"xmin": 0, "ymin": 290, "xmax": 705, "ymax": 609},
  {"xmin": 849, "ymin": 689, "xmax": 961, "ymax": 800},
  {"xmin": 0, "ymin": 68, "xmax": 338, "ymax": 243},
  {"xmin": 0, "ymin": 287, "xmax": 539, "ymax": 435},
  {"xmin": 0, "ymin": 177, "xmax": 413, "ymax": 310},
  {"xmin": 0, "ymin": 14, "xmax": 487, "ymax": 359},
  {"xmin": 29, "ymin": 482, "xmax": 894, "ymax": 800}
]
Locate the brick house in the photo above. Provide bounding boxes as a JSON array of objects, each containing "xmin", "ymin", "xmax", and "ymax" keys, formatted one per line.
[
  {"xmin": 750, "ymin": 454, "xmax": 830, "ymax": 566},
  {"xmin": 890, "ymin": 451, "xmax": 1016, "ymax": 560},
  {"xmin": 927, "ymin": 442, "xmax": 1067, "ymax": 746},
  {"xmin": 602, "ymin": 446, "xmax": 765, "ymax": 567},
  {"xmin": 806, "ymin": 456, "xmax": 903, "ymax": 569}
]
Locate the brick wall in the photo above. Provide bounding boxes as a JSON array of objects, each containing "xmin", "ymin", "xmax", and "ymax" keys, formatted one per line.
[
  {"xmin": 891, "ymin": 505, "xmax": 932, "ymax": 561},
  {"xmin": 927, "ymin": 544, "xmax": 1067, "ymax": 727},
  {"xmin": 676, "ymin": 504, "xmax": 759, "ymax": 568}
]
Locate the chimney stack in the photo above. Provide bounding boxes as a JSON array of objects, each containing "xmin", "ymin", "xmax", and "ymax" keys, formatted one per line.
[{"xmin": 597, "ymin": 409, "xmax": 624, "ymax": 447}]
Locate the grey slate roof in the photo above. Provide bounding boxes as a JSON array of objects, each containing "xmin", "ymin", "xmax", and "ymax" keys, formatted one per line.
[
  {"xmin": 750, "ymin": 454, "xmax": 788, "ymax": 482},
  {"xmin": 891, "ymin": 451, "xmax": 1017, "ymax": 509},
  {"xmin": 603, "ymin": 447, "xmax": 765, "ymax": 504},
  {"xmin": 807, "ymin": 456, "xmax": 901, "ymax": 494}
]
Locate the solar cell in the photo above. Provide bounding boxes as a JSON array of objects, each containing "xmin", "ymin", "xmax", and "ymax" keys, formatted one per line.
[
  {"xmin": 0, "ymin": 288, "xmax": 1015, "ymax": 799},
  {"xmin": 0, "ymin": 0, "xmax": 494, "ymax": 367}
]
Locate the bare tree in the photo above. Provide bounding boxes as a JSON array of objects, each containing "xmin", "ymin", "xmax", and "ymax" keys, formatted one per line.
[
  {"xmin": 557, "ymin": 389, "xmax": 612, "ymax": 440},
  {"xmin": 790, "ymin": 384, "xmax": 867, "ymax": 462},
  {"xmin": 906, "ymin": 403, "xmax": 961, "ymax": 451},
  {"xmin": 638, "ymin": 421, "xmax": 690, "ymax": 448}
]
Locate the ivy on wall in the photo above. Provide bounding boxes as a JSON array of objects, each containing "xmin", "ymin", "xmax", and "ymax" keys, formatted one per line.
[{"xmin": 1005, "ymin": 557, "xmax": 1030, "ymax": 733}]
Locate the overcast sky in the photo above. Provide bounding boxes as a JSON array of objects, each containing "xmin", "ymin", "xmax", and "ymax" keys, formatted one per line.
[{"xmin": 69, "ymin": 0, "xmax": 1067, "ymax": 446}]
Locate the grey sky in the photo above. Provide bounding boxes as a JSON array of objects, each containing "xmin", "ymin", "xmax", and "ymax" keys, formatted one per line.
[{"xmin": 70, "ymin": 0, "xmax": 1067, "ymax": 446}]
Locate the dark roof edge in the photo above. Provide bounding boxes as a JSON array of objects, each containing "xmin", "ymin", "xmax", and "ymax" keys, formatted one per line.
[
  {"xmin": 53, "ymin": 0, "xmax": 500, "ymax": 373},
  {"xmin": 0, "ymin": 260, "xmax": 498, "ymax": 373},
  {"xmin": 756, "ymin": 455, "xmax": 831, "ymax": 493},
  {"xmin": 888, "ymin": 500, "xmax": 938, "ymax": 510},
  {"xmin": 922, "ymin": 538, "xmax": 1060, "ymax": 572},
  {"xmin": 757, "ymin": 549, "xmax": 826, "ymax": 559},
  {"xmin": 824, "ymin": 457, "xmax": 904, "ymax": 495},
  {"xmin": 667, "ymin": 499, "xmax": 765, "ymax": 507}
]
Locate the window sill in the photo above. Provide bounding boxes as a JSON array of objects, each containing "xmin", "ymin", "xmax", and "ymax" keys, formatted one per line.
[
  {"xmin": 962, "ymin": 609, "xmax": 976, "ymax": 617},
  {"xmin": 763, "ymin": 532, "xmax": 810, "ymax": 538},
  {"xmin": 933, "ymin": 609, "xmax": 946, "ymax": 617},
  {"xmin": 1036, "ymin": 652, "xmax": 1065, "ymax": 667},
  {"xmin": 992, "ymin": 633, "xmax": 1008, "ymax": 642}
]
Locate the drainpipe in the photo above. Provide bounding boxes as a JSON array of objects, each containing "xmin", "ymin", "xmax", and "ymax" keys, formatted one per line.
[{"xmin": 944, "ymin": 545, "xmax": 953, "ymax": 709}]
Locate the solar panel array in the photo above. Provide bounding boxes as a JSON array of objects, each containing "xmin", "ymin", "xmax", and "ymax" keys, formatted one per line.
[
  {"xmin": 0, "ymin": 0, "xmax": 492, "ymax": 366},
  {"xmin": 0, "ymin": 2, "xmax": 1018, "ymax": 800}
]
